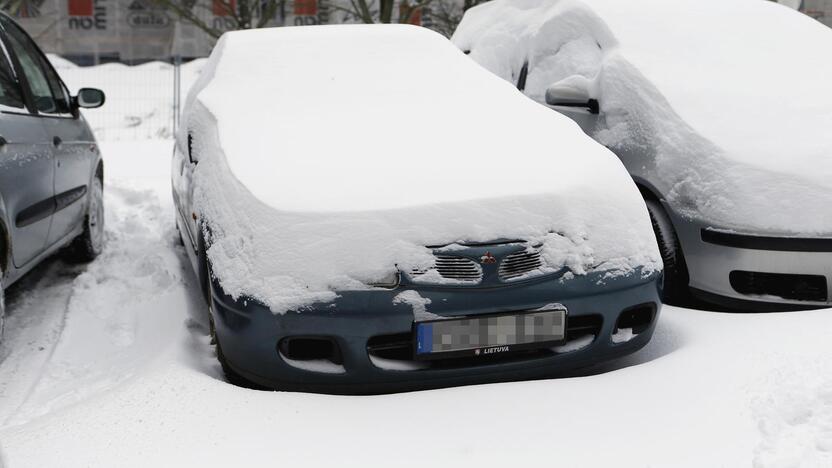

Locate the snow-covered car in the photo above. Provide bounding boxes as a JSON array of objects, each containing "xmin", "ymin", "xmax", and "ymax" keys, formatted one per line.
[
  {"xmin": 0, "ymin": 12, "xmax": 106, "ymax": 341},
  {"xmin": 453, "ymin": 0, "xmax": 832, "ymax": 310},
  {"xmin": 172, "ymin": 25, "xmax": 662, "ymax": 394}
]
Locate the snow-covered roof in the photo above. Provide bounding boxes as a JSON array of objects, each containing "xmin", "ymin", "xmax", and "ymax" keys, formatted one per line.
[
  {"xmin": 454, "ymin": 0, "xmax": 832, "ymax": 235},
  {"xmin": 188, "ymin": 24, "xmax": 637, "ymax": 213}
]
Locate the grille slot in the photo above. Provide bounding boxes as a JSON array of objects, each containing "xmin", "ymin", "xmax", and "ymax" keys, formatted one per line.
[
  {"xmin": 499, "ymin": 249, "xmax": 544, "ymax": 280},
  {"xmin": 729, "ymin": 270, "xmax": 827, "ymax": 302},
  {"xmin": 411, "ymin": 255, "xmax": 482, "ymax": 283}
]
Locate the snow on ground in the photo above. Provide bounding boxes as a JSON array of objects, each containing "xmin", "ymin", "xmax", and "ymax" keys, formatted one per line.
[{"xmin": 0, "ymin": 138, "xmax": 830, "ymax": 466}]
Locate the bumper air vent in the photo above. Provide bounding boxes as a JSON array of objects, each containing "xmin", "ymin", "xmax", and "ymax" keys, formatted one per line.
[
  {"xmin": 499, "ymin": 249, "xmax": 544, "ymax": 280},
  {"xmin": 411, "ymin": 255, "xmax": 482, "ymax": 283},
  {"xmin": 729, "ymin": 270, "xmax": 827, "ymax": 302}
]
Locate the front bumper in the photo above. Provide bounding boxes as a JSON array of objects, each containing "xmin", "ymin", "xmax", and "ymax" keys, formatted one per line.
[
  {"xmin": 210, "ymin": 270, "xmax": 661, "ymax": 394},
  {"xmin": 671, "ymin": 210, "xmax": 832, "ymax": 310}
]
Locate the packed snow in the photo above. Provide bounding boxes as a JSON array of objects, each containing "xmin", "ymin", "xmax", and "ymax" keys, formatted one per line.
[
  {"xmin": 453, "ymin": 0, "xmax": 832, "ymax": 236},
  {"xmin": 179, "ymin": 25, "xmax": 659, "ymax": 313}
]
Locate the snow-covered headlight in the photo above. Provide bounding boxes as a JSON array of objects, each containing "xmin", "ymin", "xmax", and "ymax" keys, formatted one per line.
[{"xmin": 367, "ymin": 270, "xmax": 401, "ymax": 289}]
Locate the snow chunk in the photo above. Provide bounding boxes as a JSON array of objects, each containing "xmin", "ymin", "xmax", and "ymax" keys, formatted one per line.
[
  {"xmin": 280, "ymin": 357, "xmax": 346, "ymax": 374},
  {"xmin": 611, "ymin": 327, "xmax": 635, "ymax": 344},
  {"xmin": 552, "ymin": 334, "xmax": 594, "ymax": 354},
  {"xmin": 181, "ymin": 25, "xmax": 660, "ymax": 313},
  {"xmin": 393, "ymin": 290, "xmax": 439, "ymax": 322}
]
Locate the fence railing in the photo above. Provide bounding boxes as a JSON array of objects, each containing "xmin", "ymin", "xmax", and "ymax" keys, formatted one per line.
[{"xmin": 50, "ymin": 55, "xmax": 204, "ymax": 141}]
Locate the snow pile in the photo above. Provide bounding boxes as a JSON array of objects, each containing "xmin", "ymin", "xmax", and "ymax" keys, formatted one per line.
[
  {"xmin": 49, "ymin": 55, "xmax": 206, "ymax": 141},
  {"xmin": 453, "ymin": 0, "xmax": 832, "ymax": 235},
  {"xmin": 181, "ymin": 25, "xmax": 660, "ymax": 313}
]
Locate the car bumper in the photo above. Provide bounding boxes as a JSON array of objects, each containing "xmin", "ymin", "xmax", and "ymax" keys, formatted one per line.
[
  {"xmin": 209, "ymin": 269, "xmax": 662, "ymax": 394},
  {"xmin": 671, "ymin": 211, "xmax": 832, "ymax": 310}
]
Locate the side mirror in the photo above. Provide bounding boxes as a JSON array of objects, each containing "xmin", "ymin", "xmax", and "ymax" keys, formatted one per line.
[
  {"xmin": 75, "ymin": 88, "xmax": 105, "ymax": 109},
  {"xmin": 545, "ymin": 78, "xmax": 599, "ymax": 115}
]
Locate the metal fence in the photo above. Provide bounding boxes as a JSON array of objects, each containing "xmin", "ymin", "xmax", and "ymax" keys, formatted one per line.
[{"xmin": 52, "ymin": 55, "xmax": 203, "ymax": 141}]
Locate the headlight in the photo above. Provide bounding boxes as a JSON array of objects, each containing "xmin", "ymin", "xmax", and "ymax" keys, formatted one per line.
[{"xmin": 368, "ymin": 270, "xmax": 401, "ymax": 289}]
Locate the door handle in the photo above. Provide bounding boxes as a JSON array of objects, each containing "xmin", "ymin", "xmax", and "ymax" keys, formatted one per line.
[{"xmin": 53, "ymin": 136, "xmax": 62, "ymax": 147}]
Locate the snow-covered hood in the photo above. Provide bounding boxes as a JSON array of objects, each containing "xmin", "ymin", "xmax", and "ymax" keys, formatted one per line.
[
  {"xmin": 454, "ymin": 0, "xmax": 832, "ymax": 235},
  {"xmin": 181, "ymin": 25, "xmax": 660, "ymax": 312}
]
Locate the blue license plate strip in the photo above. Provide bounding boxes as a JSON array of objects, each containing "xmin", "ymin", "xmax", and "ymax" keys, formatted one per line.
[{"xmin": 414, "ymin": 306, "xmax": 567, "ymax": 360}]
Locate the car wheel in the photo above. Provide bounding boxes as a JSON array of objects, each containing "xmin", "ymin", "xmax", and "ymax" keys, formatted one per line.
[
  {"xmin": 0, "ymin": 277, "xmax": 5, "ymax": 346},
  {"xmin": 174, "ymin": 213, "xmax": 185, "ymax": 247},
  {"xmin": 67, "ymin": 177, "xmax": 105, "ymax": 262},
  {"xmin": 645, "ymin": 198, "xmax": 691, "ymax": 306}
]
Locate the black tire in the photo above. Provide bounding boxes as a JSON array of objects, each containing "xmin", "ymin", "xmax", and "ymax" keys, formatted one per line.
[
  {"xmin": 67, "ymin": 177, "xmax": 104, "ymax": 263},
  {"xmin": 0, "ymin": 276, "xmax": 5, "ymax": 346},
  {"xmin": 645, "ymin": 198, "xmax": 691, "ymax": 306},
  {"xmin": 174, "ymin": 213, "xmax": 184, "ymax": 246}
]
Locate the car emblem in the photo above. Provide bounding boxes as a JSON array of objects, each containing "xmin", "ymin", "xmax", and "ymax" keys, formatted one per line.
[{"xmin": 480, "ymin": 252, "xmax": 497, "ymax": 264}]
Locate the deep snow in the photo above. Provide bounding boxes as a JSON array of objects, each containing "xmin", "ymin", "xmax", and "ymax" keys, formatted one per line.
[
  {"xmin": 453, "ymin": 0, "xmax": 832, "ymax": 236},
  {"xmin": 0, "ymin": 138, "xmax": 830, "ymax": 467},
  {"xmin": 180, "ymin": 25, "xmax": 659, "ymax": 313}
]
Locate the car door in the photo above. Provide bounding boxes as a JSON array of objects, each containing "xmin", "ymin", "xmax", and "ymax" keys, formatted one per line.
[
  {"xmin": 0, "ymin": 28, "xmax": 55, "ymax": 267},
  {"xmin": 0, "ymin": 17, "xmax": 92, "ymax": 248}
]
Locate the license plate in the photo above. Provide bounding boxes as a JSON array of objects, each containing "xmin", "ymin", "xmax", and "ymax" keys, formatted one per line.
[{"xmin": 414, "ymin": 305, "xmax": 567, "ymax": 360}]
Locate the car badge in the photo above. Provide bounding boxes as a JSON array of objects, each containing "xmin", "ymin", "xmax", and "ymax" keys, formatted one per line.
[{"xmin": 480, "ymin": 252, "xmax": 497, "ymax": 264}]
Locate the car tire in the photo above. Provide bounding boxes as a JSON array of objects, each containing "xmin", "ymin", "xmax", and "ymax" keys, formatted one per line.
[
  {"xmin": 174, "ymin": 215, "xmax": 184, "ymax": 247},
  {"xmin": 67, "ymin": 177, "xmax": 105, "ymax": 262},
  {"xmin": 645, "ymin": 198, "xmax": 691, "ymax": 306},
  {"xmin": 0, "ymin": 276, "xmax": 5, "ymax": 346}
]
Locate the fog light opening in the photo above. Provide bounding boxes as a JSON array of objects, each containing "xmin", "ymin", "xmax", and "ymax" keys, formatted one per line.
[
  {"xmin": 612, "ymin": 304, "xmax": 656, "ymax": 344},
  {"xmin": 278, "ymin": 337, "xmax": 343, "ymax": 365}
]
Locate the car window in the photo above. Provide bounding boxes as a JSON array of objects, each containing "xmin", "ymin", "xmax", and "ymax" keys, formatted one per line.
[
  {"xmin": 0, "ymin": 44, "xmax": 23, "ymax": 110},
  {"xmin": 0, "ymin": 17, "xmax": 71, "ymax": 115}
]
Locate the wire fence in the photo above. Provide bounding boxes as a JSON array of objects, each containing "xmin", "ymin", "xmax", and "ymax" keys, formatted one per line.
[{"xmin": 50, "ymin": 55, "xmax": 205, "ymax": 141}]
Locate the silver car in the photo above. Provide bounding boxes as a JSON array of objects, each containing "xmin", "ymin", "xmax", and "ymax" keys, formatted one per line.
[
  {"xmin": 0, "ymin": 12, "xmax": 105, "ymax": 340},
  {"xmin": 454, "ymin": 0, "xmax": 832, "ymax": 311}
]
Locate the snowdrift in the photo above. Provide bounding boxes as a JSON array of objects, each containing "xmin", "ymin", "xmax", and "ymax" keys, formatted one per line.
[
  {"xmin": 180, "ymin": 25, "xmax": 660, "ymax": 313},
  {"xmin": 453, "ymin": 0, "xmax": 832, "ymax": 235}
]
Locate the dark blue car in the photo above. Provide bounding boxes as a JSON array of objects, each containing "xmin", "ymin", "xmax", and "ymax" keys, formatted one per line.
[{"xmin": 172, "ymin": 25, "xmax": 662, "ymax": 394}]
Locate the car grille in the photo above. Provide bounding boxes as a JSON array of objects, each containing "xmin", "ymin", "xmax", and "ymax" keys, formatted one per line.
[
  {"xmin": 411, "ymin": 255, "xmax": 482, "ymax": 283},
  {"xmin": 499, "ymin": 249, "xmax": 543, "ymax": 280}
]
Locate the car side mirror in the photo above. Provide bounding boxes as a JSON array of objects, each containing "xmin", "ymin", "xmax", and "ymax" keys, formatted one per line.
[
  {"xmin": 76, "ymin": 88, "xmax": 105, "ymax": 109},
  {"xmin": 545, "ymin": 78, "xmax": 599, "ymax": 115}
]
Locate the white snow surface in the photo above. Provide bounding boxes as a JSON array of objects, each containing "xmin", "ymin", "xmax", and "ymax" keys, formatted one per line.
[
  {"xmin": 0, "ymin": 139, "xmax": 830, "ymax": 467},
  {"xmin": 181, "ymin": 24, "xmax": 660, "ymax": 313},
  {"xmin": 453, "ymin": 0, "xmax": 832, "ymax": 235}
]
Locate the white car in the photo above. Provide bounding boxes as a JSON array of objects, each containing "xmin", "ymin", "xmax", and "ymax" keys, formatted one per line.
[{"xmin": 454, "ymin": 0, "xmax": 832, "ymax": 310}]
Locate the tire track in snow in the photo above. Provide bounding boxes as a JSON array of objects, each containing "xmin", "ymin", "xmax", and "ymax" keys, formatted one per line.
[
  {"xmin": 0, "ymin": 260, "xmax": 80, "ymax": 428},
  {"xmin": 0, "ymin": 181, "xmax": 185, "ymax": 428}
]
